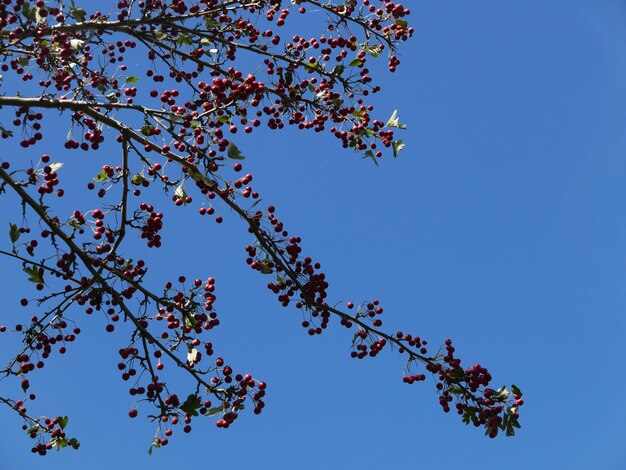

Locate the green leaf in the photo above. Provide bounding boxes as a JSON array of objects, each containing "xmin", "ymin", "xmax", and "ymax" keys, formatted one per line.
[
  {"xmin": 174, "ymin": 183, "xmax": 187, "ymax": 200},
  {"xmin": 395, "ymin": 19, "xmax": 408, "ymax": 30},
  {"xmin": 69, "ymin": 39, "xmax": 84, "ymax": 50},
  {"xmin": 184, "ymin": 314, "xmax": 198, "ymax": 328},
  {"xmin": 18, "ymin": 57, "xmax": 30, "ymax": 67},
  {"xmin": 362, "ymin": 150, "xmax": 379, "ymax": 166},
  {"xmin": 58, "ymin": 416, "xmax": 69, "ymax": 430},
  {"xmin": 23, "ymin": 266, "xmax": 43, "ymax": 284},
  {"xmin": 153, "ymin": 30, "xmax": 168, "ymax": 41},
  {"xmin": 176, "ymin": 34, "xmax": 193, "ymax": 46},
  {"xmin": 203, "ymin": 16, "xmax": 218, "ymax": 29},
  {"xmin": 492, "ymin": 386, "xmax": 509, "ymax": 400},
  {"xmin": 9, "ymin": 223, "xmax": 20, "ymax": 243},
  {"xmin": 186, "ymin": 347, "xmax": 199, "ymax": 366},
  {"xmin": 385, "ymin": 110, "xmax": 407, "ymax": 129},
  {"xmin": 69, "ymin": 5, "xmax": 86, "ymax": 22},
  {"xmin": 21, "ymin": 3, "xmax": 36, "ymax": 22},
  {"xmin": 216, "ymin": 115, "xmax": 231, "ymax": 124},
  {"xmin": 361, "ymin": 128, "xmax": 375, "ymax": 138},
  {"xmin": 49, "ymin": 162, "xmax": 64, "ymax": 172},
  {"xmin": 392, "ymin": 139, "xmax": 405, "ymax": 158},
  {"xmin": 131, "ymin": 174, "xmax": 146, "ymax": 185},
  {"xmin": 68, "ymin": 219, "xmax": 82, "ymax": 230},
  {"xmin": 179, "ymin": 394, "xmax": 202, "ymax": 416},
  {"xmin": 367, "ymin": 45, "xmax": 382, "ymax": 58},
  {"xmin": 140, "ymin": 125, "xmax": 154, "ymax": 136},
  {"xmin": 258, "ymin": 258, "xmax": 273, "ymax": 274},
  {"xmin": 227, "ymin": 142, "xmax": 245, "ymax": 160},
  {"xmin": 505, "ymin": 425, "xmax": 515, "ymax": 437},
  {"xmin": 51, "ymin": 436, "xmax": 68, "ymax": 451},
  {"xmin": 447, "ymin": 368, "xmax": 465, "ymax": 379},
  {"xmin": 124, "ymin": 76, "xmax": 140, "ymax": 84},
  {"xmin": 206, "ymin": 403, "xmax": 226, "ymax": 417},
  {"xmin": 461, "ymin": 407, "xmax": 476, "ymax": 425},
  {"xmin": 148, "ymin": 438, "xmax": 160, "ymax": 455},
  {"xmin": 93, "ymin": 170, "xmax": 109, "ymax": 182},
  {"xmin": 511, "ymin": 384, "xmax": 522, "ymax": 397},
  {"xmin": 186, "ymin": 167, "xmax": 202, "ymax": 182},
  {"xmin": 349, "ymin": 58, "xmax": 363, "ymax": 67},
  {"xmin": 330, "ymin": 64, "xmax": 345, "ymax": 77},
  {"xmin": 27, "ymin": 424, "xmax": 40, "ymax": 434}
]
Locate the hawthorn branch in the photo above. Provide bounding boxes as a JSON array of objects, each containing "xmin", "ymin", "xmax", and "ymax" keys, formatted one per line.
[
  {"xmin": 0, "ymin": 395, "xmax": 52, "ymax": 432},
  {"xmin": 0, "ymin": 96, "xmax": 169, "ymax": 115},
  {"xmin": 218, "ymin": 193, "xmax": 435, "ymax": 364},
  {"xmin": 0, "ymin": 1, "xmax": 522, "ymax": 443},
  {"xmin": 0, "ymin": 98, "xmax": 465, "ymax": 391},
  {"xmin": 304, "ymin": 0, "xmax": 397, "ymax": 47},
  {"xmin": 139, "ymin": 334, "xmax": 169, "ymax": 416},
  {"xmin": 1, "ymin": 98, "xmax": 433, "ymax": 375},
  {"xmin": 0, "ymin": 249, "xmax": 80, "ymax": 284},
  {"xmin": 107, "ymin": 130, "xmax": 130, "ymax": 257},
  {"xmin": 2, "ymin": 294, "xmax": 78, "ymax": 377},
  {"xmin": 8, "ymin": 103, "xmax": 484, "ymax": 410},
  {"xmin": 0, "ymin": 166, "xmax": 227, "ymax": 401}
]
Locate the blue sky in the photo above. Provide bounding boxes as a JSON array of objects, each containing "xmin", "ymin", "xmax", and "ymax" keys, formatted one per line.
[{"xmin": 1, "ymin": 1, "xmax": 626, "ymax": 469}]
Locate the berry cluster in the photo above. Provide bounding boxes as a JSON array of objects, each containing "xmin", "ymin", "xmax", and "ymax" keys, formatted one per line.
[{"xmin": 138, "ymin": 203, "xmax": 164, "ymax": 248}]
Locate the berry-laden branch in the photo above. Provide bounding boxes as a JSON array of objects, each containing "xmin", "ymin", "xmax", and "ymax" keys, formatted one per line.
[{"xmin": 0, "ymin": 0, "xmax": 523, "ymax": 455}]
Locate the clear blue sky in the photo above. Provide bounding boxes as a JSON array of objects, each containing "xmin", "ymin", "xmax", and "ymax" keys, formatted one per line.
[{"xmin": 1, "ymin": 1, "xmax": 626, "ymax": 469}]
